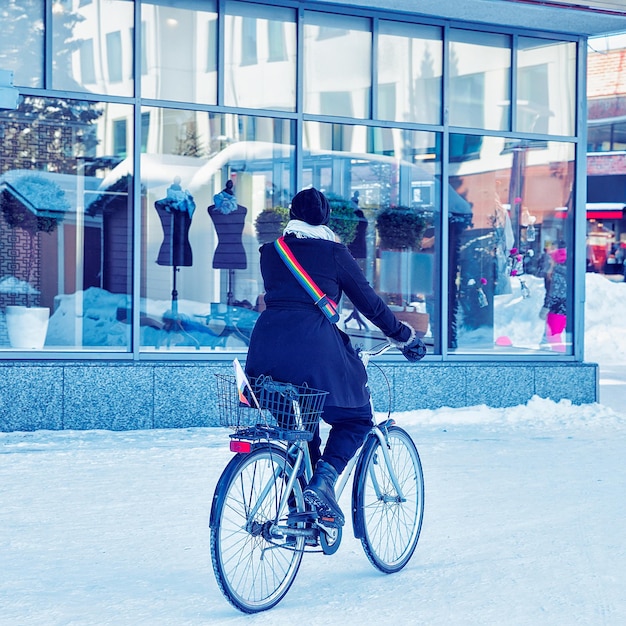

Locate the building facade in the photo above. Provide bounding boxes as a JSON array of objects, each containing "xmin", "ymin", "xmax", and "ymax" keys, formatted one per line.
[
  {"xmin": 587, "ymin": 38, "xmax": 626, "ymax": 277},
  {"xmin": 1, "ymin": 0, "xmax": 625, "ymax": 431}
]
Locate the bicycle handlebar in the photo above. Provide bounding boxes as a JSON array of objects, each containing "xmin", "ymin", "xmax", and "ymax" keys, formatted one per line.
[{"xmin": 357, "ymin": 341, "xmax": 395, "ymax": 367}]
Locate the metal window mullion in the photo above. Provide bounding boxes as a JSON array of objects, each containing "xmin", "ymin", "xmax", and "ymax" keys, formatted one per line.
[
  {"xmin": 44, "ymin": 0, "xmax": 53, "ymax": 88},
  {"xmin": 132, "ymin": 0, "xmax": 142, "ymax": 358},
  {"xmin": 217, "ymin": 0, "xmax": 226, "ymax": 106},
  {"xmin": 371, "ymin": 17, "xmax": 378, "ymax": 121},
  {"xmin": 440, "ymin": 23, "xmax": 450, "ymax": 358},
  {"xmin": 510, "ymin": 34, "xmax": 517, "ymax": 132},
  {"xmin": 574, "ymin": 36, "xmax": 588, "ymax": 362},
  {"xmin": 295, "ymin": 6, "xmax": 305, "ymax": 193}
]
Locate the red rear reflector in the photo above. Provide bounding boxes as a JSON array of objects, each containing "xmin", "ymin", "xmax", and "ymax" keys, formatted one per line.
[{"xmin": 230, "ymin": 440, "xmax": 252, "ymax": 453}]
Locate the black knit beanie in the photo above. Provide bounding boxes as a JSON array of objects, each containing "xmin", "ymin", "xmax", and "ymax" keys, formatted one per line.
[{"xmin": 289, "ymin": 188, "xmax": 331, "ymax": 226}]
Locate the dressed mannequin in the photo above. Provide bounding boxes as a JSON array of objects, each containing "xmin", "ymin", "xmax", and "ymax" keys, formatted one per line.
[
  {"xmin": 155, "ymin": 177, "xmax": 195, "ymax": 268},
  {"xmin": 207, "ymin": 180, "xmax": 247, "ymax": 305},
  {"xmin": 154, "ymin": 177, "xmax": 199, "ymax": 348}
]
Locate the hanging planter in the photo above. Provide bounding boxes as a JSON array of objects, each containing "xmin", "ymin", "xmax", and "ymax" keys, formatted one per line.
[
  {"xmin": 376, "ymin": 205, "xmax": 427, "ymax": 298},
  {"xmin": 376, "ymin": 205, "xmax": 426, "ymax": 251},
  {"xmin": 254, "ymin": 206, "xmax": 290, "ymax": 244},
  {"xmin": 376, "ymin": 206, "xmax": 430, "ymax": 334}
]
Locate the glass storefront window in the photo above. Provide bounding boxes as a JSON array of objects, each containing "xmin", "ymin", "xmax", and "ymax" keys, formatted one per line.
[
  {"xmin": 304, "ymin": 12, "xmax": 371, "ymax": 118},
  {"xmin": 447, "ymin": 134, "xmax": 574, "ymax": 354},
  {"xmin": 517, "ymin": 37, "xmax": 576, "ymax": 136},
  {"xmin": 303, "ymin": 121, "xmax": 441, "ymax": 348},
  {"xmin": 0, "ymin": 4, "xmax": 584, "ymax": 361},
  {"xmin": 449, "ymin": 30, "xmax": 511, "ymax": 131},
  {"xmin": 137, "ymin": 108, "xmax": 294, "ymax": 351},
  {"xmin": 0, "ymin": 97, "xmax": 133, "ymax": 351},
  {"xmin": 141, "ymin": 0, "xmax": 218, "ymax": 104},
  {"xmin": 52, "ymin": 0, "xmax": 134, "ymax": 96},
  {"xmin": 0, "ymin": 0, "xmax": 43, "ymax": 88},
  {"xmin": 377, "ymin": 21, "xmax": 442, "ymax": 125},
  {"xmin": 224, "ymin": 2, "xmax": 296, "ymax": 111}
]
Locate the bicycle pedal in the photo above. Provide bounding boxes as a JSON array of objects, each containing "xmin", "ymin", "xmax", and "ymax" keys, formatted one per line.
[
  {"xmin": 317, "ymin": 518, "xmax": 336, "ymax": 529},
  {"xmin": 314, "ymin": 513, "xmax": 342, "ymax": 528}
]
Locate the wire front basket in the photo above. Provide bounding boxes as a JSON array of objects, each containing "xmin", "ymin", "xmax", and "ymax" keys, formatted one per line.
[{"xmin": 215, "ymin": 373, "xmax": 328, "ymax": 442}]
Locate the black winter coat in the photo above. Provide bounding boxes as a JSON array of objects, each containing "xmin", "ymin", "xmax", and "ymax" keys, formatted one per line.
[
  {"xmin": 544, "ymin": 262, "xmax": 567, "ymax": 315},
  {"xmin": 245, "ymin": 235, "xmax": 412, "ymax": 407}
]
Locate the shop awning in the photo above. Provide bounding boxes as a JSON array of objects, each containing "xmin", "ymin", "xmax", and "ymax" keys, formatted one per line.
[{"xmin": 586, "ymin": 202, "xmax": 625, "ymax": 219}]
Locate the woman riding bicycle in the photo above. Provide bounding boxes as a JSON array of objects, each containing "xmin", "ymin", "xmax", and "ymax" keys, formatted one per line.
[{"xmin": 245, "ymin": 187, "xmax": 424, "ymax": 527}]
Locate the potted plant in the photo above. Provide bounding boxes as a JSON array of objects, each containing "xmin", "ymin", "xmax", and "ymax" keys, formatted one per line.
[
  {"xmin": 254, "ymin": 205, "xmax": 290, "ymax": 244},
  {"xmin": 0, "ymin": 173, "xmax": 67, "ymax": 348},
  {"xmin": 376, "ymin": 205, "xmax": 427, "ymax": 251},
  {"xmin": 376, "ymin": 206, "xmax": 429, "ymax": 334}
]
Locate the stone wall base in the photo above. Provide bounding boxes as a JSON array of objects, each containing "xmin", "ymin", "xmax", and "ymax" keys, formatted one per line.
[{"xmin": 0, "ymin": 360, "xmax": 598, "ymax": 432}]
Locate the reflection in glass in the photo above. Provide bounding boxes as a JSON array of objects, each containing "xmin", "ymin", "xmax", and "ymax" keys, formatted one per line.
[
  {"xmin": 517, "ymin": 38, "xmax": 576, "ymax": 136},
  {"xmin": 448, "ymin": 134, "xmax": 574, "ymax": 354},
  {"xmin": 449, "ymin": 30, "xmax": 511, "ymax": 131},
  {"xmin": 304, "ymin": 13, "xmax": 371, "ymax": 118},
  {"xmin": 0, "ymin": 0, "xmax": 43, "ymax": 88},
  {"xmin": 137, "ymin": 108, "xmax": 295, "ymax": 351},
  {"xmin": 141, "ymin": 0, "xmax": 218, "ymax": 104},
  {"xmin": 52, "ymin": 0, "xmax": 134, "ymax": 96},
  {"xmin": 225, "ymin": 2, "xmax": 296, "ymax": 111},
  {"xmin": 303, "ymin": 121, "xmax": 440, "ymax": 347},
  {"xmin": 377, "ymin": 21, "xmax": 442, "ymax": 124},
  {"xmin": 588, "ymin": 120, "xmax": 626, "ymax": 152},
  {"xmin": 0, "ymin": 97, "xmax": 133, "ymax": 351}
]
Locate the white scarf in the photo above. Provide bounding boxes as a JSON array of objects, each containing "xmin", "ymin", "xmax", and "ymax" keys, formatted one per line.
[{"xmin": 283, "ymin": 219, "xmax": 336, "ymax": 242}]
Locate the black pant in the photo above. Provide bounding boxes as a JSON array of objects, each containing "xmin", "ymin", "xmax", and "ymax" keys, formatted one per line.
[{"xmin": 308, "ymin": 403, "xmax": 373, "ymax": 474}]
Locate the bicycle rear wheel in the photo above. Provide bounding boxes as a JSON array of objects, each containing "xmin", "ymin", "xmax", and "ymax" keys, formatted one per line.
[
  {"xmin": 210, "ymin": 444, "xmax": 306, "ymax": 613},
  {"xmin": 353, "ymin": 425, "xmax": 424, "ymax": 573}
]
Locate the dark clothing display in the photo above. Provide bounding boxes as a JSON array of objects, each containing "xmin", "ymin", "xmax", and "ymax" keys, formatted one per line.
[
  {"xmin": 155, "ymin": 200, "xmax": 193, "ymax": 267},
  {"xmin": 348, "ymin": 209, "xmax": 368, "ymax": 260},
  {"xmin": 208, "ymin": 203, "xmax": 247, "ymax": 270},
  {"xmin": 544, "ymin": 261, "xmax": 567, "ymax": 315},
  {"xmin": 154, "ymin": 183, "xmax": 195, "ymax": 267},
  {"xmin": 245, "ymin": 235, "xmax": 410, "ymax": 408}
]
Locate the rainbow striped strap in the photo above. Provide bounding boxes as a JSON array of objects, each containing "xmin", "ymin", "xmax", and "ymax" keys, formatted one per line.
[{"xmin": 274, "ymin": 236, "xmax": 340, "ymax": 323}]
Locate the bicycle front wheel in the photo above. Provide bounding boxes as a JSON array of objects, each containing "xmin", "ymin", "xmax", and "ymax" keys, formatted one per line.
[
  {"xmin": 210, "ymin": 444, "xmax": 306, "ymax": 613},
  {"xmin": 353, "ymin": 425, "xmax": 424, "ymax": 573}
]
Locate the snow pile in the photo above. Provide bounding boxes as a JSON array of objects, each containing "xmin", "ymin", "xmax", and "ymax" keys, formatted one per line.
[{"xmin": 584, "ymin": 272, "xmax": 626, "ymax": 363}]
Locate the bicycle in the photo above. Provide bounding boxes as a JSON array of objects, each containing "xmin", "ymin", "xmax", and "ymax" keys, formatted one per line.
[{"xmin": 209, "ymin": 342, "xmax": 425, "ymax": 613}]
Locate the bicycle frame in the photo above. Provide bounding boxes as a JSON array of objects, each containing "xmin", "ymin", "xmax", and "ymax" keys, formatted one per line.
[{"xmin": 266, "ymin": 342, "xmax": 405, "ymax": 538}]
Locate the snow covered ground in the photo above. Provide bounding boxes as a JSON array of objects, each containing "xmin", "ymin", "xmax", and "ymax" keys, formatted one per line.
[{"xmin": 1, "ymin": 273, "xmax": 626, "ymax": 625}]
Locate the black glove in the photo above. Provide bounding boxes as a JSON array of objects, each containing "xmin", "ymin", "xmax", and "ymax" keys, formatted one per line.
[{"xmin": 402, "ymin": 334, "xmax": 427, "ymax": 362}]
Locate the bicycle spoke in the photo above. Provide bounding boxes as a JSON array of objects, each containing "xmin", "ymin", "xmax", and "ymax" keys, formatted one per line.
[
  {"xmin": 211, "ymin": 445, "xmax": 305, "ymax": 613},
  {"xmin": 355, "ymin": 426, "xmax": 424, "ymax": 573}
]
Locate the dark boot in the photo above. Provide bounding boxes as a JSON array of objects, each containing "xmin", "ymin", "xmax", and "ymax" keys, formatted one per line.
[{"xmin": 303, "ymin": 460, "xmax": 344, "ymax": 527}]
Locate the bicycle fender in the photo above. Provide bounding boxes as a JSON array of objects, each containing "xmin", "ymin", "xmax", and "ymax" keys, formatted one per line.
[
  {"xmin": 209, "ymin": 442, "xmax": 293, "ymax": 529},
  {"xmin": 351, "ymin": 433, "xmax": 379, "ymax": 539},
  {"xmin": 209, "ymin": 453, "xmax": 246, "ymax": 529}
]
